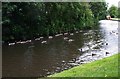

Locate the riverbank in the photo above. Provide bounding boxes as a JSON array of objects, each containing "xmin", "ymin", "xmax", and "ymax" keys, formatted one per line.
[
  {"xmin": 48, "ymin": 53, "xmax": 119, "ymax": 77},
  {"xmin": 111, "ymin": 18, "xmax": 120, "ymax": 21}
]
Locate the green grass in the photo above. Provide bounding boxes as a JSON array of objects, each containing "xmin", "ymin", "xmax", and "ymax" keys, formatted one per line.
[{"xmin": 48, "ymin": 53, "xmax": 119, "ymax": 77}]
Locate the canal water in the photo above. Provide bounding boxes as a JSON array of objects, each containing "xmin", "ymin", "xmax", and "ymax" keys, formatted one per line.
[{"xmin": 2, "ymin": 20, "xmax": 118, "ymax": 77}]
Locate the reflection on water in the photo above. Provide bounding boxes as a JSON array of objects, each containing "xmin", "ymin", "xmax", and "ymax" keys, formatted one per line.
[
  {"xmin": 2, "ymin": 20, "xmax": 118, "ymax": 77},
  {"xmin": 22, "ymin": 45, "xmax": 34, "ymax": 76}
]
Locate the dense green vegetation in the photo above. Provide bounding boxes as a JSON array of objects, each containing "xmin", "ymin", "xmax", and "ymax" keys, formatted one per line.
[
  {"xmin": 118, "ymin": 7, "xmax": 120, "ymax": 18},
  {"xmin": 2, "ymin": 2, "xmax": 107, "ymax": 42},
  {"xmin": 108, "ymin": 5, "xmax": 118, "ymax": 18},
  {"xmin": 48, "ymin": 53, "xmax": 119, "ymax": 77}
]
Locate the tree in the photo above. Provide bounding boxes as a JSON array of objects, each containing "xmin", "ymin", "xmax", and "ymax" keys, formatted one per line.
[
  {"xmin": 2, "ymin": 2, "xmax": 107, "ymax": 42},
  {"xmin": 89, "ymin": 2, "xmax": 107, "ymax": 22},
  {"xmin": 108, "ymin": 5, "xmax": 118, "ymax": 18},
  {"xmin": 118, "ymin": 7, "xmax": 120, "ymax": 18}
]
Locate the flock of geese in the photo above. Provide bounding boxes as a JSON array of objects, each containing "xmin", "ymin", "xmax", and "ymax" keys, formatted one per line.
[
  {"xmin": 8, "ymin": 30, "xmax": 118, "ymax": 46},
  {"xmin": 8, "ymin": 31, "xmax": 80, "ymax": 46}
]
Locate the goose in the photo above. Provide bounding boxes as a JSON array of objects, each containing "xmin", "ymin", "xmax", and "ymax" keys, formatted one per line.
[
  {"xmin": 55, "ymin": 34, "xmax": 60, "ymax": 37},
  {"xmin": 106, "ymin": 52, "xmax": 110, "ymax": 55},
  {"xmin": 62, "ymin": 60, "xmax": 65, "ymax": 63},
  {"xmin": 40, "ymin": 37, "xmax": 44, "ymax": 39},
  {"xmin": 78, "ymin": 46, "xmax": 89, "ymax": 52},
  {"xmin": 76, "ymin": 59, "xmax": 85, "ymax": 64},
  {"xmin": 26, "ymin": 40, "xmax": 31, "ymax": 43},
  {"xmin": 79, "ymin": 30, "xmax": 83, "ymax": 32},
  {"xmin": 8, "ymin": 42, "xmax": 15, "ymax": 46},
  {"xmin": 16, "ymin": 41, "xmax": 21, "ymax": 44},
  {"xmin": 116, "ymin": 33, "xmax": 118, "ymax": 35},
  {"xmin": 64, "ymin": 33, "xmax": 68, "ymax": 35},
  {"xmin": 48, "ymin": 36, "xmax": 53, "ymax": 39},
  {"xmin": 112, "ymin": 31, "xmax": 115, "ymax": 33},
  {"xmin": 64, "ymin": 37, "xmax": 68, "ymax": 40},
  {"xmin": 79, "ymin": 49, "xmax": 83, "ymax": 52},
  {"xmin": 20, "ymin": 41, "xmax": 26, "ymax": 44},
  {"xmin": 59, "ymin": 33, "xmax": 63, "ymax": 36},
  {"xmin": 76, "ymin": 31, "xmax": 79, "ymax": 33},
  {"xmin": 41, "ymin": 41, "xmax": 47, "ymax": 44},
  {"xmin": 110, "ymin": 32, "xmax": 112, "ymax": 35},
  {"xmin": 68, "ymin": 39, "xmax": 74, "ymax": 42},
  {"xmin": 91, "ymin": 53, "xmax": 96, "ymax": 56},
  {"xmin": 106, "ymin": 43, "xmax": 108, "ymax": 45},
  {"xmin": 70, "ymin": 33, "xmax": 74, "ymax": 35},
  {"xmin": 35, "ymin": 38, "xmax": 41, "ymax": 40}
]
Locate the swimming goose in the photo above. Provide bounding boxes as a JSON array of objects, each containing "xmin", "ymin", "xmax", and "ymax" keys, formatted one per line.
[
  {"xmin": 91, "ymin": 53, "xmax": 96, "ymax": 56},
  {"xmin": 48, "ymin": 36, "xmax": 53, "ymax": 39},
  {"xmin": 16, "ymin": 41, "xmax": 21, "ymax": 44},
  {"xmin": 8, "ymin": 42, "xmax": 15, "ymax": 46},
  {"xmin": 76, "ymin": 31, "xmax": 79, "ymax": 33},
  {"xmin": 26, "ymin": 40, "xmax": 31, "ymax": 43},
  {"xmin": 68, "ymin": 39, "xmax": 74, "ymax": 42},
  {"xmin": 55, "ymin": 34, "xmax": 60, "ymax": 37},
  {"xmin": 40, "ymin": 37, "xmax": 44, "ymax": 39},
  {"xmin": 70, "ymin": 33, "xmax": 74, "ymax": 35},
  {"xmin": 20, "ymin": 41, "xmax": 26, "ymax": 44},
  {"xmin": 106, "ymin": 43, "xmax": 108, "ymax": 45},
  {"xmin": 35, "ymin": 38, "xmax": 41, "ymax": 40},
  {"xmin": 59, "ymin": 33, "xmax": 63, "ymax": 36},
  {"xmin": 106, "ymin": 52, "xmax": 110, "ymax": 55},
  {"xmin": 64, "ymin": 33, "xmax": 68, "ymax": 35},
  {"xmin": 41, "ymin": 41, "xmax": 47, "ymax": 44},
  {"xmin": 64, "ymin": 37, "xmax": 68, "ymax": 40}
]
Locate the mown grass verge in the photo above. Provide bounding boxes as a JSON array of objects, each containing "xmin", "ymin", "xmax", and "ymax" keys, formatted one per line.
[{"xmin": 48, "ymin": 53, "xmax": 119, "ymax": 77}]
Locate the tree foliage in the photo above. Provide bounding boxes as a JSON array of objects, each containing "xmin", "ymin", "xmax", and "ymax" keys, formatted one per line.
[
  {"xmin": 89, "ymin": 2, "xmax": 107, "ymax": 21},
  {"xmin": 118, "ymin": 7, "xmax": 120, "ymax": 18},
  {"xmin": 108, "ymin": 5, "xmax": 118, "ymax": 18},
  {"xmin": 2, "ymin": 2, "xmax": 107, "ymax": 42}
]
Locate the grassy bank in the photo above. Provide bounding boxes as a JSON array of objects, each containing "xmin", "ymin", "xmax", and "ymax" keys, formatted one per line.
[
  {"xmin": 111, "ymin": 18, "xmax": 120, "ymax": 21},
  {"xmin": 48, "ymin": 53, "xmax": 119, "ymax": 77}
]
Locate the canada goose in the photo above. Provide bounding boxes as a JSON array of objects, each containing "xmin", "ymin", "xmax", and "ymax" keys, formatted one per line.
[
  {"xmin": 64, "ymin": 33, "xmax": 68, "ymax": 35},
  {"xmin": 79, "ymin": 30, "xmax": 83, "ymax": 32},
  {"xmin": 41, "ymin": 41, "xmax": 47, "ymax": 44},
  {"xmin": 26, "ymin": 40, "xmax": 31, "ymax": 43},
  {"xmin": 112, "ymin": 31, "xmax": 115, "ymax": 33},
  {"xmin": 64, "ymin": 37, "xmax": 68, "ymax": 40},
  {"xmin": 80, "ymin": 60, "xmax": 84, "ymax": 62},
  {"xmin": 76, "ymin": 31, "xmax": 79, "ymax": 33},
  {"xmin": 106, "ymin": 43, "xmax": 108, "ymax": 45},
  {"xmin": 80, "ymin": 49, "xmax": 83, "ymax": 52},
  {"xmin": 68, "ymin": 39, "xmax": 74, "ymax": 42},
  {"xmin": 91, "ymin": 53, "xmax": 96, "ymax": 56},
  {"xmin": 110, "ymin": 32, "xmax": 112, "ymax": 35},
  {"xmin": 62, "ymin": 60, "xmax": 65, "ymax": 63},
  {"xmin": 48, "ymin": 36, "xmax": 53, "ymax": 39},
  {"xmin": 101, "ymin": 42, "xmax": 104, "ymax": 45},
  {"xmin": 16, "ymin": 41, "xmax": 21, "ymax": 44},
  {"xmin": 55, "ymin": 34, "xmax": 60, "ymax": 37},
  {"xmin": 59, "ymin": 33, "xmax": 63, "ymax": 36},
  {"xmin": 40, "ymin": 37, "xmax": 44, "ymax": 39},
  {"xmin": 8, "ymin": 42, "xmax": 15, "ymax": 46},
  {"xmin": 35, "ymin": 38, "xmax": 41, "ymax": 40},
  {"xmin": 70, "ymin": 33, "xmax": 74, "ymax": 35},
  {"xmin": 106, "ymin": 52, "xmax": 110, "ymax": 54},
  {"xmin": 20, "ymin": 41, "xmax": 26, "ymax": 44}
]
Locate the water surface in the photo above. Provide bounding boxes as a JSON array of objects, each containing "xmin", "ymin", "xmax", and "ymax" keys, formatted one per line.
[{"xmin": 2, "ymin": 20, "xmax": 118, "ymax": 77}]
